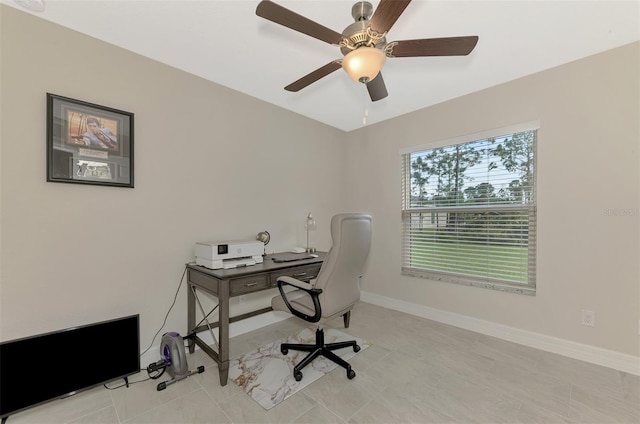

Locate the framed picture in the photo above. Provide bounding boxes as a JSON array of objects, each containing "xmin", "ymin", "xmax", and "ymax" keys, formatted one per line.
[{"xmin": 47, "ymin": 93, "xmax": 134, "ymax": 188}]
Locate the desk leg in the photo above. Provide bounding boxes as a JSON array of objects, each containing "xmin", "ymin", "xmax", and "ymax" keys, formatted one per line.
[
  {"xmin": 218, "ymin": 281, "xmax": 230, "ymax": 385},
  {"xmin": 187, "ymin": 280, "xmax": 196, "ymax": 354}
]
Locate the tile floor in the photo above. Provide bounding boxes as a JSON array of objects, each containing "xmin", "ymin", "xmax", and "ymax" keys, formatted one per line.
[{"xmin": 6, "ymin": 302, "xmax": 640, "ymax": 423}]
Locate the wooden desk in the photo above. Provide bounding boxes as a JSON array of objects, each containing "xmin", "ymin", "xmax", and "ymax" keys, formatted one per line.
[{"xmin": 186, "ymin": 252, "xmax": 325, "ymax": 385}]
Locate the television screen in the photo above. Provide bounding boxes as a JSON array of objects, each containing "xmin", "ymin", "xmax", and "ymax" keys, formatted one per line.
[{"xmin": 0, "ymin": 314, "xmax": 140, "ymax": 419}]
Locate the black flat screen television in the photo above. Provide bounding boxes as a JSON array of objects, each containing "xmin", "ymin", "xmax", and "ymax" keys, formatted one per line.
[{"xmin": 0, "ymin": 314, "xmax": 140, "ymax": 420}]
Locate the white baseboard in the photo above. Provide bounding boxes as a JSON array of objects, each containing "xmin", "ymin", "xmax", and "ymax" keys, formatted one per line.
[{"xmin": 360, "ymin": 291, "xmax": 640, "ymax": 376}]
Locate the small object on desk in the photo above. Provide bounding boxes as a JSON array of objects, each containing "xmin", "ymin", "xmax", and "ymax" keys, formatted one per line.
[
  {"xmin": 289, "ymin": 247, "xmax": 306, "ymax": 254},
  {"xmin": 256, "ymin": 230, "xmax": 270, "ymax": 256}
]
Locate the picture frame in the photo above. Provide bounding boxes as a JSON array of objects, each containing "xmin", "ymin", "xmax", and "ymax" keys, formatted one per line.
[{"xmin": 47, "ymin": 93, "xmax": 134, "ymax": 188}]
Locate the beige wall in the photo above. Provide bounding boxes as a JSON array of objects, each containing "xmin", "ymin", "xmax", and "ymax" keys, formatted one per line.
[
  {"xmin": 0, "ymin": 5, "xmax": 346, "ymax": 347},
  {"xmin": 1, "ymin": 5, "xmax": 638, "ymax": 362},
  {"xmin": 345, "ymin": 42, "xmax": 640, "ymax": 357}
]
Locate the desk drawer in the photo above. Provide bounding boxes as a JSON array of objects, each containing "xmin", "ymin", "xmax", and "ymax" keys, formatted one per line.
[
  {"xmin": 270, "ymin": 264, "xmax": 321, "ymax": 287},
  {"xmin": 230, "ymin": 274, "xmax": 269, "ymax": 295}
]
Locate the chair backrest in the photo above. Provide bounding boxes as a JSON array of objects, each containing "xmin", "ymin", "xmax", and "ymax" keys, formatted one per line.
[{"xmin": 314, "ymin": 213, "xmax": 372, "ymax": 318}]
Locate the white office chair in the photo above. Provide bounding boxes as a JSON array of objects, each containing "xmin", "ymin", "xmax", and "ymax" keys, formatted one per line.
[{"xmin": 271, "ymin": 213, "xmax": 372, "ymax": 381}]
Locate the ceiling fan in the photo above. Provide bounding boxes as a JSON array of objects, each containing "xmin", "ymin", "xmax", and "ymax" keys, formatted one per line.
[{"xmin": 255, "ymin": 0, "xmax": 479, "ymax": 102}]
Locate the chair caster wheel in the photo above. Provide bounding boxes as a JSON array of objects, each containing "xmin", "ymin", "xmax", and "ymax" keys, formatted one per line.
[
  {"xmin": 353, "ymin": 344, "xmax": 361, "ymax": 353},
  {"xmin": 281, "ymin": 347, "xmax": 288, "ymax": 355},
  {"xmin": 294, "ymin": 371, "xmax": 303, "ymax": 381},
  {"xmin": 347, "ymin": 369, "xmax": 356, "ymax": 379}
]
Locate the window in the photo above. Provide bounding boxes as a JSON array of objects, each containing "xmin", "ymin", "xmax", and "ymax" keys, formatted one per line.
[{"xmin": 401, "ymin": 123, "xmax": 538, "ymax": 295}]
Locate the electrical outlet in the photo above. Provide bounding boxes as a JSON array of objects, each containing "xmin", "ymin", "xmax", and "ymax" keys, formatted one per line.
[{"xmin": 581, "ymin": 310, "xmax": 595, "ymax": 327}]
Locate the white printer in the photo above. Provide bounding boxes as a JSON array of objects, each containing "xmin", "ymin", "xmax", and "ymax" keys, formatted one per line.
[{"xmin": 195, "ymin": 240, "xmax": 264, "ymax": 270}]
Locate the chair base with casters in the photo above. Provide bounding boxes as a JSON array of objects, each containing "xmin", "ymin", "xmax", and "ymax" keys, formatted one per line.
[{"xmin": 282, "ymin": 324, "xmax": 360, "ymax": 382}]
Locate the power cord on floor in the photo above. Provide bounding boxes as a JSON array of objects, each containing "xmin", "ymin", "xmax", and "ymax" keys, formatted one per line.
[{"xmin": 103, "ymin": 377, "xmax": 149, "ymax": 390}]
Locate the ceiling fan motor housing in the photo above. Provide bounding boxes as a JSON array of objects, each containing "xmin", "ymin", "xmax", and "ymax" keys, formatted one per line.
[{"xmin": 340, "ymin": 1, "xmax": 386, "ymax": 56}]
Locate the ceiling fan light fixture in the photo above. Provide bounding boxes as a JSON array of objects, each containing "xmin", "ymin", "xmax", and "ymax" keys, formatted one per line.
[{"xmin": 342, "ymin": 47, "xmax": 386, "ymax": 84}]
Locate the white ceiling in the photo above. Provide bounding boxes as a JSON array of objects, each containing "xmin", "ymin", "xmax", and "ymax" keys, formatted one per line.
[{"xmin": 4, "ymin": 0, "xmax": 640, "ymax": 132}]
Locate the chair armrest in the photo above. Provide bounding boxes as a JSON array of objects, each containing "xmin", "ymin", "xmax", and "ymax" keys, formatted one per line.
[
  {"xmin": 277, "ymin": 276, "xmax": 314, "ymax": 291},
  {"xmin": 276, "ymin": 276, "xmax": 323, "ymax": 323}
]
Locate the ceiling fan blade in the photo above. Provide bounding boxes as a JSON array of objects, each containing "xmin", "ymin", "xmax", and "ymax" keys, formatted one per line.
[
  {"xmin": 285, "ymin": 61, "xmax": 343, "ymax": 92},
  {"xmin": 387, "ymin": 36, "xmax": 479, "ymax": 57},
  {"xmin": 369, "ymin": 0, "xmax": 411, "ymax": 34},
  {"xmin": 366, "ymin": 72, "xmax": 388, "ymax": 102},
  {"xmin": 256, "ymin": 0, "xmax": 343, "ymax": 45}
]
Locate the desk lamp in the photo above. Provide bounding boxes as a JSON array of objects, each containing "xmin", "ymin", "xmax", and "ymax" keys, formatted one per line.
[{"xmin": 304, "ymin": 213, "xmax": 317, "ymax": 253}]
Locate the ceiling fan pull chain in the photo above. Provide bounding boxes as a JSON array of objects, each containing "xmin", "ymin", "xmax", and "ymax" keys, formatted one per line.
[{"xmin": 362, "ymin": 106, "xmax": 369, "ymax": 126}]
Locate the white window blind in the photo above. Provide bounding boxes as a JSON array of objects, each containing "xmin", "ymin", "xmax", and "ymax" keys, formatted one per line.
[{"xmin": 401, "ymin": 125, "xmax": 537, "ymax": 295}]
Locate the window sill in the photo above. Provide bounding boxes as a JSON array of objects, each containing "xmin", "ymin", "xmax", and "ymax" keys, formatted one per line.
[{"xmin": 402, "ymin": 268, "xmax": 536, "ymax": 296}]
